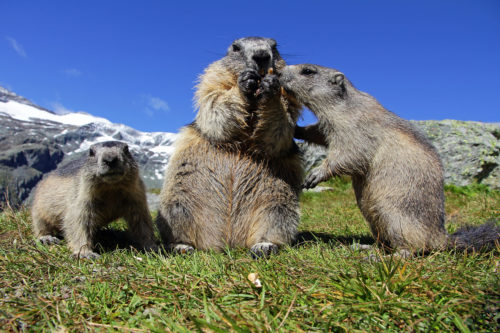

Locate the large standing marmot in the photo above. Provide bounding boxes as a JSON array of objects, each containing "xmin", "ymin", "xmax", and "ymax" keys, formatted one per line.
[
  {"xmin": 280, "ymin": 64, "xmax": 499, "ymax": 253},
  {"xmin": 156, "ymin": 37, "xmax": 303, "ymax": 257},
  {"xmin": 31, "ymin": 141, "xmax": 157, "ymax": 259}
]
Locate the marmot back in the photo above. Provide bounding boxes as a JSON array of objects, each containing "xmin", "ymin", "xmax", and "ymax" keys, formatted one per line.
[
  {"xmin": 280, "ymin": 64, "xmax": 499, "ymax": 253},
  {"xmin": 31, "ymin": 141, "xmax": 156, "ymax": 259},
  {"xmin": 156, "ymin": 37, "xmax": 303, "ymax": 257}
]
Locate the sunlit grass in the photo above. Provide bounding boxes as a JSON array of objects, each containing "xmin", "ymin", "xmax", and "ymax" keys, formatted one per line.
[{"xmin": 0, "ymin": 180, "xmax": 498, "ymax": 332}]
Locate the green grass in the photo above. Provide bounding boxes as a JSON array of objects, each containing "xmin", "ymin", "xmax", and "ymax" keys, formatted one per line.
[
  {"xmin": 147, "ymin": 188, "xmax": 162, "ymax": 195},
  {"xmin": 0, "ymin": 179, "xmax": 499, "ymax": 332}
]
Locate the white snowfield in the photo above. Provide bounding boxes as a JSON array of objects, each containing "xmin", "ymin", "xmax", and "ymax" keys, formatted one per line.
[
  {"xmin": 150, "ymin": 145, "xmax": 176, "ymax": 155},
  {"xmin": 0, "ymin": 99, "xmax": 177, "ymax": 147},
  {"xmin": 0, "ymin": 100, "xmax": 111, "ymax": 126}
]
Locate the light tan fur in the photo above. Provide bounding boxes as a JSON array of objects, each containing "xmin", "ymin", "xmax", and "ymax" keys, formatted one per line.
[
  {"xmin": 31, "ymin": 141, "xmax": 156, "ymax": 258},
  {"xmin": 283, "ymin": 64, "xmax": 499, "ymax": 253},
  {"xmin": 282, "ymin": 64, "xmax": 448, "ymax": 252},
  {"xmin": 156, "ymin": 37, "xmax": 303, "ymax": 257}
]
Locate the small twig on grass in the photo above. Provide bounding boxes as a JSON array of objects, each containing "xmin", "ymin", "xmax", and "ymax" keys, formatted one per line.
[
  {"xmin": 277, "ymin": 292, "xmax": 297, "ymax": 330},
  {"xmin": 87, "ymin": 322, "xmax": 148, "ymax": 332}
]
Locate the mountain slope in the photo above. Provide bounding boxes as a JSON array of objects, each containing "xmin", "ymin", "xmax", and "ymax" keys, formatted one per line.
[{"xmin": 0, "ymin": 86, "xmax": 177, "ymax": 207}]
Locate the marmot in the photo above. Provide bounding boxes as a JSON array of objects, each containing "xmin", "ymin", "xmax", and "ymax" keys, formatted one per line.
[
  {"xmin": 31, "ymin": 141, "xmax": 157, "ymax": 259},
  {"xmin": 279, "ymin": 64, "xmax": 499, "ymax": 253},
  {"xmin": 156, "ymin": 37, "xmax": 303, "ymax": 257}
]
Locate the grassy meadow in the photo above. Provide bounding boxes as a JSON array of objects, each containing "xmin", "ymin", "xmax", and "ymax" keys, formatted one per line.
[{"xmin": 0, "ymin": 178, "xmax": 499, "ymax": 332}]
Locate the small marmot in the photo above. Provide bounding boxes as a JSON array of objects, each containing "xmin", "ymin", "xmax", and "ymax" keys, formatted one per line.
[
  {"xmin": 156, "ymin": 37, "xmax": 303, "ymax": 257},
  {"xmin": 280, "ymin": 64, "xmax": 499, "ymax": 253},
  {"xmin": 31, "ymin": 141, "xmax": 156, "ymax": 259}
]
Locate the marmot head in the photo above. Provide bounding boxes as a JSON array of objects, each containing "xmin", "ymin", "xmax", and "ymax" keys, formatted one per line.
[
  {"xmin": 224, "ymin": 37, "xmax": 286, "ymax": 76},
  {"xmin": 87, "ymin": 141, "xmax": 137, "ymax": 183},
  {"xmin": 279, "ymin": 64, "xmax": 348, "ymax": 111}
]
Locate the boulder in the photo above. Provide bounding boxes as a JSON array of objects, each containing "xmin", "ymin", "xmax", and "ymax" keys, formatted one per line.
[
  {"xmin": 298, "ymin": 120, "xmax": 500, "ymax": 190},
  {"xmin": 412, "ymin": 120, "xmax": 499, "ymax": 189}
]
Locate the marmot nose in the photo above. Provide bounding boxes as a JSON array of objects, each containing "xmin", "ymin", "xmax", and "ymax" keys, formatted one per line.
[
  {"xmin": 103, "ymin": 156, "xmax": 118, "ymax": 168},
  {"xmin": 252, "ymin": 51, "xmax": 271, "ymax": 68}
]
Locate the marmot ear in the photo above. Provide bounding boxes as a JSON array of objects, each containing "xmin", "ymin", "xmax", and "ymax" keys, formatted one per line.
[{"xmin": 333, "ymin": 73, "xmax": 344, "ymax": 86}]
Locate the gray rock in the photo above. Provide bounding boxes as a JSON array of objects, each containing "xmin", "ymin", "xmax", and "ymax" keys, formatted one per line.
[
  {"xmin": 0, "ymin": 143, "xmax": 63, "ymax": 207},
  {"xmin": 146, "ymin": 192, "xmax": 161, "ymax": 212},
  {"xmin": 0, "ymin": 165, "xmax": 43, "ymax": 207},
  {"xmin": 411, "ymin": 120, "xmax": 499, "ymax": 189},
  {"xmin": 298, "ymin": 120, "xmax": 500, "ymax": 190}
]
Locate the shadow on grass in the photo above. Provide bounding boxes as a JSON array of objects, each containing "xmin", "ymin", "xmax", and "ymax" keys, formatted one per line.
[
  {"xmin": 93, "ymin": 229, "xmax": 149, "ymax": 253},
  {"xmin": 92, "ymin": 229, "xmax": 377, "ymax": 255},
  {"xmin": 294, "ymin": 231, "xmax": 374, "ymax": 248}
]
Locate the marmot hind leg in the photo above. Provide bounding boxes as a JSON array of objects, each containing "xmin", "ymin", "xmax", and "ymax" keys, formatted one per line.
[
  {"xmin": 367, "ymin": 211, "xmax": 448, "ymax": 254},
  {"xmin": 249, "ymin": 204, "xmax": 299, "ymax": 258},
  {"xmin": 250, "ymin": 242, "xmax": 279, "ymax": 258},
  {"xmin": 124, "ymin": 204, "xmax": 157, "ymax": 251},
  {"xmin": 156, "ymin": 201, "xmax": 197, "ymax": 253},
  {"xmin": 171, "ymin": 244, "xmax": 195, "ymax": 255},
  {"xmin": 63, "ymin": 209, "xmax": 100, "ymax": 259},
  {"xmin": 38, "ymin": 235, "xmax": 61, "ymax": 245},
  {"xmin": 32, "ymin": 216, "xmax": 62, "ymax": 245}
]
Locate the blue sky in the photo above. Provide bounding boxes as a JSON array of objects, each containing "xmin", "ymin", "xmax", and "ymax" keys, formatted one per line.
[{"xmin": 1, "ymin": 1, "xmax": 499, "ymax": 133}]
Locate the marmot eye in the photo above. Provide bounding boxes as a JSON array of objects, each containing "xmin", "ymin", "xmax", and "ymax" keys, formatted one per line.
[
  {"xmin": 232, "ymin": 44, "xmax": 241, "ymax": 52},
  {"xmin": 300, "ymin": 68, "xmax": 316, "ymax": 76},
  {"xmin": 89, "ymin": 148, "xmax": 95, "ymax": 157}
]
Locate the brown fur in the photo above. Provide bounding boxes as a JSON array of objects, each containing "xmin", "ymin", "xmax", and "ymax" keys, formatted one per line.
[
  {"xmin": 156, "ymin": 37, "xmax": 303, "ymax": 256},
  {"xmin": 31, "ymin": 141, "xmax": 156, "ymax": 258},
  {"xmin": 283, "ymin": 64, "xmax": 499, "ymax": 253},
  {"xmin": 281, "ymin": 64, "xmax": 450, "ymax": 252}
]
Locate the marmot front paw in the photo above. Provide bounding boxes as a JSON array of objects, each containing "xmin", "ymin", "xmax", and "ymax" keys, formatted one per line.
[
  {"xmin": 238, "ymin": 69, "xmax": 260, "ymax": 97},
  {"xmin": 303, "ymin": 168, "xmax": 325, "ymax": 189},
  {"xmin": 256, "ymin": 74, "xmax": 280, "ymax": 100}
]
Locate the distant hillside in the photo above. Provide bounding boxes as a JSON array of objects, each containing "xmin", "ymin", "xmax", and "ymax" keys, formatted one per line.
[{"xmin": 0, "ymin": 86, "xmax": 177, "ymax": 208}]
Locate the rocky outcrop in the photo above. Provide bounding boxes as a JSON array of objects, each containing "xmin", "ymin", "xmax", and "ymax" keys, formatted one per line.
[
  {"xmin": 412, "ymin": 120, "xmax": 499, "ymax": 189},
  {"xmin": 299, "ymin": 120, "xmax": 500, "ymax": 190},
  {"xmin": 0, "ymin": 145, "xmax": 64, "ymax": 207},
  {"xmin": 0, "ymin": 116, "xmax": 66, "ymax": 207}
]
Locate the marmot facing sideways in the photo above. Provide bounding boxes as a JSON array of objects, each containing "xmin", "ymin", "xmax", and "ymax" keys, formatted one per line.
[
  {"xmin": 156, "ymin": 37, "xmax": 303, "ymax": 257},
  {"xmin": 280, "ymin": 64, "xmax": 499, "ymax": 253},
  {"xmin": 31, "ymin": 141, "xmax": 156, "ymax": 259}
]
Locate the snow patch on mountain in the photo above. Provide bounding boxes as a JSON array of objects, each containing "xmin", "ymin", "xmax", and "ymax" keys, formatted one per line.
[
  {"xmin": 0, "ymin": 85, "xmax": 178, "ymax": 195},
  {"xmin": 0, "ymin": 100, "xmax": 111, "ymax": 126},
  {"xmin": 150, "ymin": 145, "xmax": 176, "ymax": 155}
]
